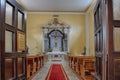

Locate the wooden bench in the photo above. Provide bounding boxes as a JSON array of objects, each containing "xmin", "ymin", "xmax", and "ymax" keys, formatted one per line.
[
  {"xmin": 68, "ymin": 56, "xmax": 95, "ymax": 80},
  {"xmin": 81, "ymin": 59, "xmax": 95, "ymax": 80},
  {"xmin": 26, "ymin": 55, "xmax": 44, "ymax": 80}
]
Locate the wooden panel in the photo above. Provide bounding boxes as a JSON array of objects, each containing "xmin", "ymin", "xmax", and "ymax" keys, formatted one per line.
[
  {"xmin": 94, "ymin": 0, "xmax": 106, "ymax": 80},
  {"xmin": 17, "ymin": 58, "xmax": 23, "ymax": 75},
  {"xmin": 114, "ymin": 59, "xmax": 120, "ymax": 80},
  {"xmin": 17, "ymin": 31, "xmax": 25, "ymax": 51},
  {"xmin": 96, "ymin": 57, "xmax": 102, "ymax": 79},
  {"xmin": 114, "ymin": 27, "xmax": 120, "ymax": 51},
  {"xmin": 0, "ymin": 0, "xmax": 26, "ymax": 79},
  {"xmin": 107, "ymin": 0, "xmax": 120, "ymax": 79},
  {"xmin": 99, "ymin": 30, "xmax": 103, "ymax": 52},
  {"xmin": 5, "ymin": 59, "xmax": 12, "ymax": 80}
]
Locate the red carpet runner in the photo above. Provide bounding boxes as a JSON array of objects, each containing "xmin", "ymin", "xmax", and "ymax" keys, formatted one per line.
[{"xmin": 45, "ymin": 64, "xmax": 69, "ymax": 80}]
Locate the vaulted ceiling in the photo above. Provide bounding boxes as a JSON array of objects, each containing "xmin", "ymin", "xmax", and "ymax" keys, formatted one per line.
[{"xmin": 17, "ymin": 0, "xmax": 94, "ymax": 12}]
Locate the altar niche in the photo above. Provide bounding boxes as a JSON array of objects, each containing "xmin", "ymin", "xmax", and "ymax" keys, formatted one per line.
[
  {"xmin": 42, "ymin": 18, "xmax": 70, "ymax": 53},
  {"xmin": 48, "ymin": 30, "xmax": 64, "ymax": 52}
]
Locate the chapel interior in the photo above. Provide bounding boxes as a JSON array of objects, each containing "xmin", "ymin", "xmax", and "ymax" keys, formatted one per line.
[{"xmin": 0, "ymin": 0, "xmax": 120, "ymax": 80}]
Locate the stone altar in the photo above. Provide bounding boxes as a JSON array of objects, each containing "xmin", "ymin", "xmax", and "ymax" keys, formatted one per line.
[{"xmin": 46, "ymin": 52, "xmax": 67, "ymax": 60}]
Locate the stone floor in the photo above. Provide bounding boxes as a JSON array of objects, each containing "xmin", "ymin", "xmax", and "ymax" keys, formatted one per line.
[{"xmin": 32, "ymin": 59, "xmax": 80, "ymax": 80}]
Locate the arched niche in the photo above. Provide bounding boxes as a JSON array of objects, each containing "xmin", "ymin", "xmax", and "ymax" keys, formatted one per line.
[
  {"xmin": 48, "ymin": 30, "xmax": 64, "ymax": 51},
  {"xmin": 42, "ymin": 18, "xmax": 70, "ymax": 53}
]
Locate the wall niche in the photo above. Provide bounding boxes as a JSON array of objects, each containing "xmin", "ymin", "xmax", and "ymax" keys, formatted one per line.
[{"xmin": 42, "ymin": 18, "xmax": 70, "ymax": 53}]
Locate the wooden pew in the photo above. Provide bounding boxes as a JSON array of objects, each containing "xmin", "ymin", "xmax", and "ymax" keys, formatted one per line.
[
  {"xmin": 80, "ymin": 58, "xmax": 95, "ymax": 80},
  {"xmin": 68, "ymin": 56, "xmax": 95, "ymax": 80},
  {"xmin": 34, "ymin": 56, "xmax": 39, "ymax": 72},
  {"xmin": 73, "ymin": 57, "xmax": 78, "ymax": 72},
  {"xmin": 26, "ymin": 55, "xmax": 44, "ymax": 80},
  {"xmin": 27, "ymin": 56, "xmax": 34, "ymax": 79},
  {"xmin": 27, "ymin": 64, "xmax": 31, "ymax": 80}
]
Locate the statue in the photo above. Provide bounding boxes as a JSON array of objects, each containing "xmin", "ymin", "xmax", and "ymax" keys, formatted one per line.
[{"xmin": 54, "ymin": 36, "xmax": 58, "ymax": 48}]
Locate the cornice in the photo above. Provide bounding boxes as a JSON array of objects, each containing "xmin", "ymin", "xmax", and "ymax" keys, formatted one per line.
[
  {"xmin": 27, "ymin": 11, "xmax": 85, "ymax": 15},
  {"xmin": 85, "ymin": 0, "xmax": 97, "ymax": 14}
]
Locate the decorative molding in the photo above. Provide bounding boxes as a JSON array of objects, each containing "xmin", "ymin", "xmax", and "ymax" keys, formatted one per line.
[
  {"xmin": 42, "ymin": 18, "xmax": 70, "ymax": 53},
  {"xmin": 27, "ymin": 12, "xmax": 85, "ymax": 15},
  {"xmin": 85, "ymin": 0, "xmax": 97, "ymax": 14},
  {"xmin": 42, "ymin": 18, "xmax": 70, "ymax": 29}
]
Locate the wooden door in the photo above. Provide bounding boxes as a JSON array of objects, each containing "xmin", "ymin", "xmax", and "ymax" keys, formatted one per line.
[
  {"xmin": 94, "ymin": 0, "xmax": 107, "ymax": 80},
  {"xmin": 107, "ymin": 0, "xmax": 120, "ymax": 80},
  {"xmin": 0, "ymin": 0, "xmax": 26, "ymax": 80}
]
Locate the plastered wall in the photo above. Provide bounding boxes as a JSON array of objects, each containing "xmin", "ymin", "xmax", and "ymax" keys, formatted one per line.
[
  {"xmin": 88, "ymin": 10, "xmax": 95, "ymax": 56},
  {"xmin": 26, "ymin": 14, "xmax": 86, "ymax": 56}
]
